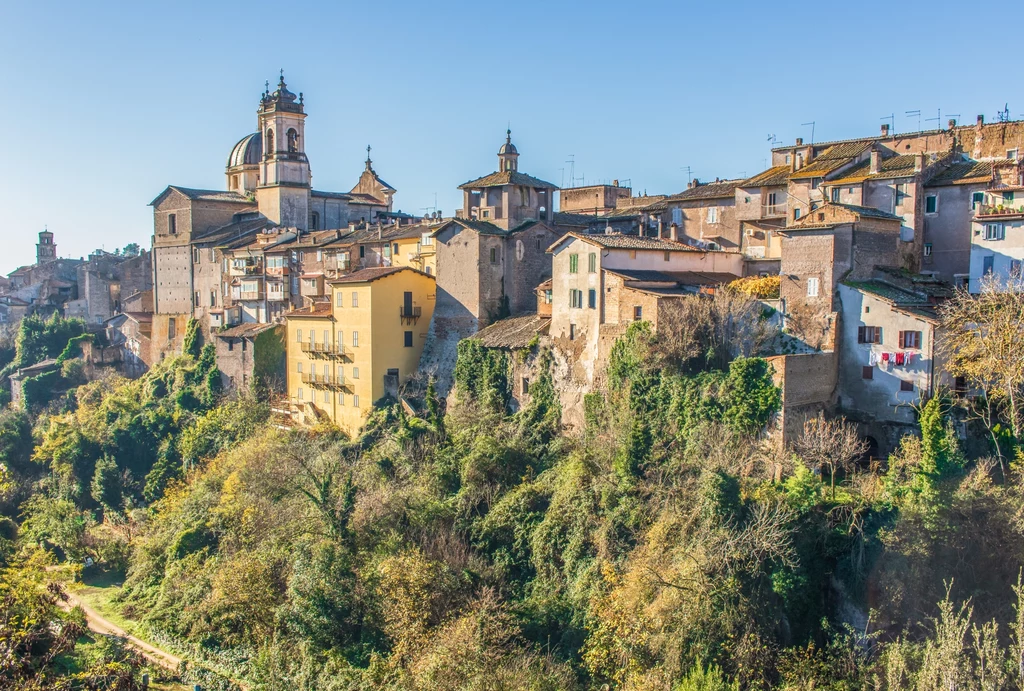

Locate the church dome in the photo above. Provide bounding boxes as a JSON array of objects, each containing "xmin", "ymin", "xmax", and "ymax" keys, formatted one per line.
[
  {"xmin": 498, "ymin": 129, "xmax": 518, "ymax": 155},
  {"xmin": 227, "ymin": 132, "xmax": 262, "ymax": 168}
]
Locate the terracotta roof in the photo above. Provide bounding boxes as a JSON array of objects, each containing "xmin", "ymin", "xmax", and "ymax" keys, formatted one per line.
[
  {"xmin": 830, "ymin": 203, "xmax": 903, "ymax": 220},
  {"xmin": 330, "ymin": 266, "xmax": 432, "ymax": 284},
  {"xmin": 927, "ymin": 160, "xmax": 994, "ymax": 186},
  {"xmin": 549, "ymin": 231, "xmax": 721, "ymax": 253},
  {"xmin": 123, "ymin": 312, "xmax": 153, "ymax": 323},
  {"xmin": 667, "ymin": 179, "xmax": 742, "ymax": 202},
  {"xmin": 216, "ymin": 322, "xmax": 279, "ymax": 339},
  {"xmin": 473, "ymin": 314, "xmax": 550, "ymax": 349},
  {"xmin": 459, "ymin": 170, "xmax": 558, "ymax": 189},
  {"xmin": 771, "ymin": 128, "xmax": 950, "ymax": 153},
  {"xmin": 605, "ymin": 268, "xmax": 738, "ymax": 285},
  {"xmin": 552, "ymin": 211, "xmax": 603, "ymax": 226},
  {"xmin": 842, "ymin": 279, "xmax": 932, "ymax": 306},
  {"xmin": 433, "ymin": 218, "xmax": 511, "ymax": 237},
  {"xmin": 741, "ymin": 166, "xmax": 791, "ymax": 187},
  {"xmin": 790, "ymin": 142, "xmax": 871, "ymax": 180},
  {"xmin": 283, "ymin": 301, "xmax": 334, "ymax": 319}
]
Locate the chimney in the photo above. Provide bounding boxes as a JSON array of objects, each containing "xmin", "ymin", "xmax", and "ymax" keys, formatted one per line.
[
  {"xmin": 881, "ymin": 123, "xmax": 890, "ymax": 136},
  {"xmin": 913, "ymin": 153, "xmax": 925, "ymax": 173},
  {"xmin": 948, "ymin": 119, "xmax": 957, "ymax": 129},
  {"xmin": 657, "ymin": 217, "xmax": 664, "ymax": 238},
  {"xmin": 977, "ymin": 114, "xmax": 985, "ymax": 126},
  {"xmin": 348, "ymin": 222, "xmax": 356, "ymax": 232},
  {"xmin": 613, "ymin": 179, "xmax": 619, "ymax": 187},
  {"xmin": 870, "ymin": 149, "xmax": 881, "ymax": 174},
  {"xmin": 669, "ymin": 223, "xmax": 678, "ymax": 242},
  {"xmin": 795, "ymin": 137, "xmax": 803, "ymax": 146},
  {"xmin": 689, "ymin": 177, "xmax": 699, "ymax": 189}
]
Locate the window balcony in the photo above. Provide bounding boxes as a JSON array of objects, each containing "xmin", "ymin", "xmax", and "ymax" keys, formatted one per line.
[
  {"xmin": 299, "ymin": 342, "xmax": 352, "ymax": 361},
  {"xmin": 400, "ymin": 305, "xmax": 422, "ymax": 324},
  {"xmin": 762, "ymin": 204, "xmax": 787, "ymax": 218},
  {"xmin": 300, "ymin": 372, "xmax": 352, "ymax": 391},
  {"xmin": 976, "ymin": 203, "xmax": 1024, "ymax": 218},
  {"xmin": 238, "ymin": 290, "xmax": 263, "ymax": 301}
]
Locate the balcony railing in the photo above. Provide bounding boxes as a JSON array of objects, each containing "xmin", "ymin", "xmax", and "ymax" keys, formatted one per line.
[
  {"xmin": 299, "ymin": 342, "xmax": 352, "ymax": 360},
  {"xmin": 977, "ymin": 203, "xmax": 1024, "ymax": 217},
  {"xmin": 762, "ymin": 204, "xmax": 787, "ymax": 217},
  {"xmin": 238, "ymin": 291, "xmax": 263, "ymax": 301},
  {"xmin": 400, "ymin": 305, "xmax": 422, "ymax": 324},
  {"xmin": 300, "ymin": 373, "xmax": 352, "ymax": 391}
]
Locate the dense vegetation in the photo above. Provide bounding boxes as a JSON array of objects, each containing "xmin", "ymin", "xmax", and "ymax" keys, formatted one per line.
[{"xmin": 3, "ymin": 293, "xmax": 1024, "ymax": 689}]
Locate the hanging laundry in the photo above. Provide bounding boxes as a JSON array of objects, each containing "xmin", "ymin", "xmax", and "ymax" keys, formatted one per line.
[
  {"xmin": 895, "ymin": 352, "xmax": 905, "ymax": 366},
  {"xmin": 868, "ymin": 352, "xmax": 878, "ymax": 366},
  {"xmin": 905, "ymin": 352, "xmax": 914, "ymax": 366},
  {"xmin": 881, "ymin": 352, "xmax": 890, "ymax": 363}
]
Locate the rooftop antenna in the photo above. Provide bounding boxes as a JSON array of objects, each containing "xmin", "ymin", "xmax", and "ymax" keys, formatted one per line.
[
  {"xmin": 998, "ymin": 103, "xmax": 1011, "ymax": 122},
  {"xmin": 924, "ymin": 108, "xmax": 942, "ymax": 129},
  {"xmin": 906, "ymin": 109, "xmax": 921, "ymax": 132},
  {"xmin": 801, "ymin": 121, "xmax": 816, "ymax": 144},
  {"xmin": 565, "ymin": 155, "xmax": 575, "ymax": 189},
  {"xmin": 946, "ymin": 113, "xmax": 961, "ymax": 128},
  {"xmin": 681, "ymin": 165, "xmax": 693, "ymax": 184},
  {"xmin": 559, "ymin": 168, "xmax": 565, "ymax": 189},
  {"xmin": 767, "ymin": 134, "xmax": 779, "ymax": 148},
  {"xmin": 881, "ymin": 113, "xmax": 895, "ymax": 134}
]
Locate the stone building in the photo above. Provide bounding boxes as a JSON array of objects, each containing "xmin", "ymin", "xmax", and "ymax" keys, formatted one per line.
[
  {"xmin": 213, "ymin": 322, "xmax": 285, "ymax": 392},
  {"xmin": 968, "ymin": 160, "xmax": 1024, "ymax": 291},
  {"xmin": 778, "ymin": 203, "xmax": 908, "ymax": 351},
  {"xmin": 662, "ymin": 178, "xmax": 743, "ymax": 250},
  {"xmin": 922, "ymin": 161, "xmax": 994, "ymax": 284},
  {"xmin": 559, "ymin": 182, "xmax": 631, "ymax": 215},
  {"xmin": 66, "ymin": 249, "xmax": 152, "ymax": 326}
]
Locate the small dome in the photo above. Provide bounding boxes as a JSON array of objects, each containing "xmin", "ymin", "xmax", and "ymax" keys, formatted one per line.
[
  {"xmin": 498, "ymin": 128, "xmax": 518, "ymax": 155},
  {"xmin": 227, "ymin": 133, "xmax": 261, "ymax": 168}
]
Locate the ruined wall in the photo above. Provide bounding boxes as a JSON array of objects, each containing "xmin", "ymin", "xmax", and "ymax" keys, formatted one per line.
[{"xmin": 765, "ymin": 352, "xmax": 838, "ymax": 445}]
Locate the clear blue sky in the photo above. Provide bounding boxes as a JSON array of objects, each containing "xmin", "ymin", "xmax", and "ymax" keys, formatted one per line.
[{"xmin": 1, "ymin": 0, "xmax": 1018, "ymax": 275}]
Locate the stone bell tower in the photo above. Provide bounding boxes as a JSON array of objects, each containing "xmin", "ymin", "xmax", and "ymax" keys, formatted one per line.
[
  {"xmin": 36, "ymin": 228, "xmax": 57, "ymax": 264},
  {"xmin": 255, "ymin": 71, "xmax": 311, "ymax": 230}
]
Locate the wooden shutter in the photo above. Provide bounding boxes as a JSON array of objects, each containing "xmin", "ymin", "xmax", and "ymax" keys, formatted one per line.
[{"xmin": 858, "ymin": 326, "xmax": 865, "ymax": 343}]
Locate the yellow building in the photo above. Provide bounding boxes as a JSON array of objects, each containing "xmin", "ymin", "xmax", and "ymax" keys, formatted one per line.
[
  {"xmin": 383, "ymin": 222, "xmax": 440, "ymax": 275},
  {"xmin": 284, "ymin": 266, "xmax": 436, "ymax": 435}
]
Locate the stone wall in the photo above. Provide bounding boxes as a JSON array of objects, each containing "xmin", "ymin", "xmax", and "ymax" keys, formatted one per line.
[{"xmin": 765, "ymin": 351, "xmax": 838, "ymax": 444}]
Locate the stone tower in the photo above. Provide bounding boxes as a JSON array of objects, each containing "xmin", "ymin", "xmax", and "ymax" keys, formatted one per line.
[
  {"xmin": 497, "ymin": 129, "xmax": 519, "ymax": 172},
  {"xmin": 255, "ymin": 72, "xmax": 311, "ymax": 230},
  {"xmin": 36, "ymin": 229, "xmax": 57, "ymax": 264}
]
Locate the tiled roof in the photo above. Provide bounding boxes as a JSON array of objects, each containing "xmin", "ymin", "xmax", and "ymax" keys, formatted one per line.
[
  {"xmin": 873, "ymin": 266, "xmax": 954, "ymax": 299},
  {"xmin": 830, "ymin": 203, "xmax": 903, "ymax": 220},
  {"xmin": 216, "ymin": 322, "xmax": 279, "ymax": 339},
  {"xmin": 605, "ymin": 267, "xmax": 739, "ymax": 286},
  {"xmin": 330, "ymin": 266, "xmax": 431, "ymax": 284},
  {"xmin": 153, "ymin": 186, "xmax": 255, "ymax": 205},
  {"xmin": 552, "ymin": 211, "xmax": 603, "ymax": 226},
  {"xmin": 381, "ymin": 222, "xmax": 444, "ymax": 241},
  {"xmin": 771, "ymin": 128, "xmax": 949, "ymax": 153},
  {"xmin": 829, "ymin": 155, "xmax": 921, "ymax": 184},
  {"xmin": 740, "ymin": 166, "xmax": 791, "ymax": 187},
  {"xmin": 459, "ymin": 170, "xmax": 558, "ymax": 189},
  {"xmin": 283, "ymin": 301, "xmax": 334, "ymax": 319},
  {"xmin": 842, "ymin": 279, "xmax": 931, "ymax": 305},
  {"xmin": 667, "ymin": 179, "xmax": 742, "ymax": 201},
  {"xmin": 790, "ymin": 142, "xmax": 871, "ymax": 180},
  {"xmin": 927, "ymin": 160, "xmax": 994, "ymax": 186},
  {"xmin": 200, "ymin": 215, "xmax": 273, "ymax": 244},
  {"xmin": 473, "ymin": 314, "xmax": 550, "ymax": 349},
  {"xmin": 551, "ymin": 231, "xmax": 719, "ymax": 253},
  {"xmin": 434, "ymin": 218, "xmax": 511, "ymax": 237}
]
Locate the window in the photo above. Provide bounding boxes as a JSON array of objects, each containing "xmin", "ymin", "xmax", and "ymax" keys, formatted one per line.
[
  {"xmin": 310, "ymin": 212, "xmax": 319, "ymax": 231},
  {"xmin": 309, "ymin": 363, "xmax": 316, "ymax": 376},
  {"xmin": 323, "ymin": 330, "xmax": 329, "ymax": 346},
  {"xmin": 664, "ymin": 251, "xmax": 671, "ymax": 262},
  {"xmin": 707, "ymin": 207, "xmax": 719, "ymax": 224},
  {"xmin": 338, "ymin": 392, "xmax": 345, "ymax": 405},
  {"xmin": 544, "ymin": 289, "xmax": 552, "ymax": 304},
  {"xmin": 569, "ymin": 254, "xmax": 579, "ymax": 273},
  {"xmin": 490, "ymin": 247, "xmax": 498, "ymax": 263},
  {"xmin": 767, "ymin": 192, "xmax": 777, "ymax": 207},
  {"xmin": 899, "ymin": 330, "xmax": 922, "ymax": 349},
  {"xmin": 983, "ymin": 255, "xmax": 994, "ymax": 275},
  {"xmin": 297, "ymin": 362, "xmax": 303, "ymax": 373},
  {"xmin": 1008, "ymin": 149, "xmax": 1019, "ymax": 161},
  {"xmin": 1006, "ymin": 191, "xmax": 1016, "ymax": 203},
  {"xmin": 210, "ymin": 291, "xmax": 216, "ymax": 306},
  {"xmin": 785, "ymin": 155, "xmax": 791, "ymax": 164},
  {"xmin": 296, "ymin": 329, "xmax": 302, "ymax": 343},
  {"xmin": 569, "ymin": 323, "xmax": 576, "ymax": 340},
  {"xmin": 227, "ymin": 340, "xmax": 234, "ymax": 352},
  {"xmin": 522, "ymin": 377, "xmax": 530, "ymax": 395},
  {"xmin": 672, "ymin": 207, "xmax": 682, "ymax": 225},
  {"xmin": 353, "ymin": 395, "xmax": 360, "ymax": 408},
  {"xmin": 168, "ymin": 213, "xmax": 176, "ymax": 235},
  {"xmin": 298, "ymin": 387, "xmax": 304, "ymax": 401},
  {"xmin": 794, "ymin": 208, "xmax": 801, "ymax": 220},
  {"xmin": 633, "ymin": 305, "xmax": 643, "ymax": 321},
  {"xmin": 831, "ymin": 187, "xmax": 840, "ymax": 202},
  {"xmin": 984, "ymin": 223, "xmax": 1005, "ymax": 240},
  {"xmin": 588, "ymin": 289, "xmax": 596, "ymax": 309},
  {"xmin": 972, "ymin": 191, "xmax": 984, "ymax": 210},
  {"xmin": 351, "ymin": 292, "xmax": 358, "ymax": 307},
  {"xmin": 352, "ymin": 367, "xmax": 359, "ymax": 379},
  {"xmin": 862, "ymin": 366, "xmax": 874, "ymax": 380},
  {"xmin": 336, "ymin": 292, "xmax": 343, "ymax": 307},
  {"xmin": 896, "ymin": 183, "xmax": 908, "ymax": 206},
  {"xmin": 337, "ymin": 331, "xmax": 343, "ymax": 346},
  {"xmin": 383, "ymin": 245, "xmax": 391, "ymax": 258},
  {"xmin": 806, "ymin": 277, "xmax": 819, "ymax": 297},
  {"xmin": 359, "ymin": 245, "xmax": 365, "ymax": 258},
  {"xmin": 925, "ymin": 195, "xmax": 938, "ymax": 214},
  {"xmin": 924, "ymin": 243, "xmax": 933, "ymax": 257},
  {"xmin": 194, "ymin": 291, "xmax": 200, "ymax": 307},
  {"xmin": 266, "ymin": 128, "xmax": 274, "ymax": 153},
  {"xmin": 287, "ymin": 128, "xmax": 298, "ymax": 152},
  {"xmin": 352, "ymin": 331, "xmax": 359, "ymax": 347},
  {"xmin": 404, "ymin": 331, "xmax": 413, "ymax": 347},
  {"xmin": 193, "ymin": 248, "xmax": 201, "ymax": 264},
  {"xmin": 569, "ymin": 289, "xmax": 583, "ymax": 309},
  {"xmin": 241, "ymin": 339, "xmax": 247, "ymax": 352},
  {"xmin": 858, "ymin": 326, "xmax": 883, "ymax": 344},
  {"xmin": 900, "ymin": 379, "xmax": 915, "ymax": 392},
  {"xmin": 588, "ymin": 253, "xmax": 596, "ymax": 273}
]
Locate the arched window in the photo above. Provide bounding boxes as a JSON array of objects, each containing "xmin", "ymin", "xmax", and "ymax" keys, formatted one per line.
[
  {"xmin": 287, "ymin": 128, "xmax": 299, "ymax": 152},
  {"xmin": 266, "ymin": 128, "xmax": 274, "ymax": 154}
]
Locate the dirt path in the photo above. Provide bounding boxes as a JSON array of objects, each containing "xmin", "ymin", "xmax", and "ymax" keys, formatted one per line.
[{"xmin": 61, "ymin": 591, "xmax": 183, "ymax": 671}]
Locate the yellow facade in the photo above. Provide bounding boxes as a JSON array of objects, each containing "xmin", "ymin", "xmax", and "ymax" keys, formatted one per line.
[
  {"xmin": 284, "ymin": 267, "xmax": 436, "ymax": 436},
  {"xmin": 389, "ymin": 233, "xmax": 437, "ymax": 276}
]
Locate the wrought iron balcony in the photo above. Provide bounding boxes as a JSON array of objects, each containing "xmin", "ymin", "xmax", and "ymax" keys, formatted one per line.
[
  {"xmin": 400, "ymin": 305, "xmax": 422, "ymax": 324},
  {"xmin": 299, "ymin": 342, "xmax": 352, "ymax": 360},
  {"xmin": 300, "ymin": 373, "xmax": 352, "ymax": 391}
]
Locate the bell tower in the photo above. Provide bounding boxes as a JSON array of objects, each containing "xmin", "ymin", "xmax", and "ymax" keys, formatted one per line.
[
  {"xmin": 255, "ymin": 71, "xmax": 311, "ymax": 230},
  {"xmin": 36, "ymin": 228, "xmax": 57, "ymax": 264}
]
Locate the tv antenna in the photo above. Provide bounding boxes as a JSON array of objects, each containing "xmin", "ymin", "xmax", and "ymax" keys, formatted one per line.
[
  {"xmin": 998, "ymin": 103, "xmax": 1011, "ymax": 122},
  {"xmin": 565, "ymin": 155, "xmax": 576, "ymax": 189},
  {"xmin": 767, "ymin": 133, "xmax": 779, "ymax": 147},
  {"xmin": 681, "ymin": 165, "xmax": 693, "ymax": 184},
  {"xmin": 906, "ymin": 110, "xmax": 921, "ymax": 132},
  {"xmin": 801, "ymin": 121, "xmax": 816, "ymax": 144},
  {"xmin": 881, "ymin": 113, "xmax": 895, "ymax": 134},
  {"xmin": 924, "ymin": 109, "xmax": 942, "ymax": 128}
]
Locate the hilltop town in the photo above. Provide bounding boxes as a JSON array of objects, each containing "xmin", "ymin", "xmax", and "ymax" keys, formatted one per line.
[{"xmin": 4, "ymin": 74, "xmax": 1023, "ymax": 458}]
